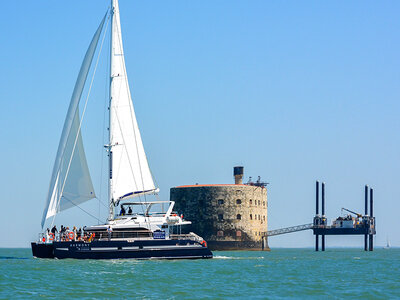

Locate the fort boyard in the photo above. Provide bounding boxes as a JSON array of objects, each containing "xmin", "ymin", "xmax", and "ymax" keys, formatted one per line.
[{"xmin": 171, "ymin": 167, "xmax": 269, "ymax": 251}]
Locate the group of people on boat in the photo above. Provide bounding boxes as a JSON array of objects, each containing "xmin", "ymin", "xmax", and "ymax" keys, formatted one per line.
[
  {"xmin": 43, "ymin": 225, "xmax": 95, "ymax": 243},
  {"xmin": 119, "ymin": 206, "xmax": 132, "ymax": 216}
]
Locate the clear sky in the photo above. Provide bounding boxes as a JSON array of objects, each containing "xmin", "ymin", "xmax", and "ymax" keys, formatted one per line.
[{"xmin": 1, "ymin": 0, "xmax": 399, "ymax": 248}]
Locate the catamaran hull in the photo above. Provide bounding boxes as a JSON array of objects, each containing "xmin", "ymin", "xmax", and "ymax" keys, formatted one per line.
[
  {"xmin": 31, "ymin": 242, "xmax": 55, "ymax": 258},
  {"xmin": 31, "ymin": 240, "xmax": 213, "ymax": 260}
]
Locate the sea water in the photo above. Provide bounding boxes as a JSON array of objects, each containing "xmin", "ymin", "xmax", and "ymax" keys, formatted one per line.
[{"xmin": 0, "ymin": 248, "xmax": 399, "ymax": 299}]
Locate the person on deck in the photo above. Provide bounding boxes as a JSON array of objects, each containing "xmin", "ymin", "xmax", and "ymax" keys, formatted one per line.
[
  {"xmin": 73, "ymin": 226, "xmax": 77, "ymax": 241},
  {"xmin": 107, "ymin": 226, "xmax": 113, "ymax": 241},
  {"xmin": 120, "ymin": 206, "xmax": 126, "ymax": 216},
  {"xmin": 51, "ymin": 226, "xmax": 58, "ymax": 234},
  {"xmin": 51, "ymin": 225, "xmax": 58, "ymax": 241},
  {"xmin": 46, "ymin": 228, "xmax": 50, "ymax": 243},
  {"xmin": 128, "ymin": 206, "xmax": 132, "ymax": 214},
  {"xmin": 60, "ymin": 225, "xmax": 66, "ymax": 241},
  {"xmin": 65, "ymin": 227, "xmax": 70, "ymax": 241}
]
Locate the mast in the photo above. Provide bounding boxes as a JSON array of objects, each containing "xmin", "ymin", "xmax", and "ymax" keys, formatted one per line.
[{"xmin": 108, "ymin": 0, "xmax": 115, "ymax": 221}]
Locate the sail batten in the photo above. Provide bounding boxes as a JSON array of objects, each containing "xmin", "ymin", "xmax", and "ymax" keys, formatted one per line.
[
  {"xmin": 109, "ymin": 0, "xmax": 157, "ymax": 203},
  {"xmin": 41, "ymin": 15, "xmax": 107, "ymax": 228}
]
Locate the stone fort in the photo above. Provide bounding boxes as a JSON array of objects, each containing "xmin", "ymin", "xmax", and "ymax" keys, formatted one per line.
[{"xmin": 170, "ymin": 167, "xmax": 269, "ymax": 250}]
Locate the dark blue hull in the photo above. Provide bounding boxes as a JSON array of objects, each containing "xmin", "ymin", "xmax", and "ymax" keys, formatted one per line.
[{"xmin": 31, "ymin": 239, "xmax": 212, "ymax": 260}]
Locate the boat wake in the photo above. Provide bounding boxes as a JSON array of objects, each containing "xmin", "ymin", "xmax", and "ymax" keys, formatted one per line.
[{"xmin": 214, "ymin": 255, "xmax": 264, "ymax": 260}]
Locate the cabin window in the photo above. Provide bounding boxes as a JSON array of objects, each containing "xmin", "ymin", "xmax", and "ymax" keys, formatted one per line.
[
  {"xmin": 218, "ymin": 214, "xmax": 224, "ymax": 220},
  {"xmin": 250, "ymin": 214, "xmax": 253, "ymax": 220},
  {"xmin": 218, "ymin": 199, "xmax": 224, "ymax": 205},
  {"xmin": 237, "ymin": 214, "xmax": 241, "ymax": 220},
  {"xmin": 236, "ymin": 199, "xmax": 242, "ymax": 205},
  {"xmin": 217, "ymin": 231, "xmax": 224, "ymax": 237}
]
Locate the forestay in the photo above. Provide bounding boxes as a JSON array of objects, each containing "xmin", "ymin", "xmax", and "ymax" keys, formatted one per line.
[
  {"xmin": 41, "ymin": 15, "xmax": 107, "ymax": 228},
  {"xmin": 109, "ymin": 0, "xmax": 157, "ymax": 202}
]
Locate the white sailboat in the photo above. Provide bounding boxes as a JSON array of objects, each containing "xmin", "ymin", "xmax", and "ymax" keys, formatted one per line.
[
  {"xmin": 384, "ymin": 237, "xmax": 390, "ymax": 249},
  {"xmin": 31, "ymin": 0, "xmax": 212, "ymax": 260}
]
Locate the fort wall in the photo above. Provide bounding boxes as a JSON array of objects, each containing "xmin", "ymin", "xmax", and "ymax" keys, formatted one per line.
[{"xmin": 170, "ymin": 182, "xmax": 269, "ymax": 250}]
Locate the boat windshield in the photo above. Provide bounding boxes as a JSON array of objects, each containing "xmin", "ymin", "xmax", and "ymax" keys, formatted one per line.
[{"xmin": 118, "ymin": 201, "xmax": 172, "ymax": 217}]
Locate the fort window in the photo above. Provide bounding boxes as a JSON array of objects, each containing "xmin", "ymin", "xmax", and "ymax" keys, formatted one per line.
[
  {"xmin": 258, "ymin": 215, "xmax": 260, "ymax": 220},
  {"xmin": 258, "ymin": 200, "xmax": 261, "ymax": 206},
  {"xmin": 250, "ymin": 214, "xmax": 253, "ymax": 220},
  {"xmin": 249, "ymin": 199, "xmax": 252, "ymax": 205},
  {"xmin": 263, "ymin": 216, "xmax": 265, "ymax": 221},
  {"xmin": 218, "ymin": 214, "xmax": 223, "ymax": 220},
  {"xmin": 218, "ymin": 199, "xmax": 224, "ymax": 205},
  {"xmin": 236, "ymin": 199, "xmax": 241, "ymax": 204},
  {"xmin": 263, "ymin": 201, "xmax": 265, "ymax": 206},
  {"xmin": 237, "ymin": 214, "xmax": 241, "ymax": 220},
  {"xmin": 217, "ymin": 231, "xmax": 224, "ymax": 237}
]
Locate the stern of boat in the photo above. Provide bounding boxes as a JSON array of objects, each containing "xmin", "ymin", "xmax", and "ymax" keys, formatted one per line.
[{"xmin": 31, "ymin": 242, "xmax": 54, "ymax": 259}]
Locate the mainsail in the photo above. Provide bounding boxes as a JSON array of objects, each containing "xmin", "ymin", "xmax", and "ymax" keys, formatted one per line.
[
  {"xmin": 109, "ymin": 0, "xmax": 157, "ymax": 202},
  {"xmin": 41, "ymin": 15, "xmax": 107, "ymax": 228}
]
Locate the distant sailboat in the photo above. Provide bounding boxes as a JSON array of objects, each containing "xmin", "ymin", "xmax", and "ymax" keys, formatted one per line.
[
  {"xmin": 384, "ymin": 237, "xmax": 390, "ymax": 249},
  {"xmin": 31, "ymin": 0, "xmax": 212, "ymax": 260}
]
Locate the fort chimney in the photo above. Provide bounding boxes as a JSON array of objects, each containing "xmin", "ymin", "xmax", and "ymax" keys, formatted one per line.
[{"xmin": 234, "ymin": 166, "xmax": 244, "ymax": 184}]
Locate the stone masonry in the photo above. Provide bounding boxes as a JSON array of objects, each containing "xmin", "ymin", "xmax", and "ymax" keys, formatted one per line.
[{"xmin": 170, "ymin": 184, "xmax": 269, "ymax": 250}]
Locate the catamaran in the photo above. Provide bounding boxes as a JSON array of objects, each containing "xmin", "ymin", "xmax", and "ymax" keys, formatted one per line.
[{"xmin": 31, "ymin": 0, "xmax": 212, "ymax": 260}]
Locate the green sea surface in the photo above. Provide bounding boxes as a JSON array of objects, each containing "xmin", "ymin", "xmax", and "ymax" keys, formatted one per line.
[{"xmin": 0, "ymin": 248, "xmax": 399, "ymax": 299}]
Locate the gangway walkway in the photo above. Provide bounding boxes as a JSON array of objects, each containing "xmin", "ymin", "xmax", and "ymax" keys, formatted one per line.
[{"xmin": 264, "ymin": 224, "xmax": 314, "ymax": 237}]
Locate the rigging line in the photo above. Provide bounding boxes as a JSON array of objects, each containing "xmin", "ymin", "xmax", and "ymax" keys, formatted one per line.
[
  {"xmin": 54, "ymin": 15, "xmax": 110, "ymax": 220},
  {"xmin": 98, "ymin": 14, "xmax": 111, "ymax": 224},
  {"xmin": 61, "ymin": 196, "xmax": 104, "ymax": 223},
  {"xmin": 113, "ymin": 18, "xmax": 151, "ymax": 223},
  {"xmin": 95, "ymin": 196, "xmax": 109, "ymax": 209}
]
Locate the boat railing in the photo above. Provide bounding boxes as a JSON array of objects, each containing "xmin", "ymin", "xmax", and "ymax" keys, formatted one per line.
[
  {"xmin": 37, "ymin": 232, "xmax": 62, "ymax": 243},
  {"xmin": 38, "ymin": 231, "xmax": 204, "ymax": 243},
  {"xmin": 91, "ymin": 231, "xmax": 153, "ymax": 240}
]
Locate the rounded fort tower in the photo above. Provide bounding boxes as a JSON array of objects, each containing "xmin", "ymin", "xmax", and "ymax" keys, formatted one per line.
[{"xmin": 170, "ymin": 167, "xmax": 269, "ymax": 250}]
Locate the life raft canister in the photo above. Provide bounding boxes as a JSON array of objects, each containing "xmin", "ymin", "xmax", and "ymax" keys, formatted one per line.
[
  {"xmin": 201, "ymin": 240, "xmax": 207, "ymax": 247},
  {"xmin": 69, "ymin": 232, "xmax": 75, "ymax": 240},
  {"xmin": 49, "ymin": 233, "xmax": 54, "ymax": 241},
  {"xmin": 42, "ymin": 237, "xmax": 46, "ymax": 243}
]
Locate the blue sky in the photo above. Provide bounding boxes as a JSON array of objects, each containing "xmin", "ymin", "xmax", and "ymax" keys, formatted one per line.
[{"xmin": 1, "ymin": 0, "xmax": 399, "ymax": 248}]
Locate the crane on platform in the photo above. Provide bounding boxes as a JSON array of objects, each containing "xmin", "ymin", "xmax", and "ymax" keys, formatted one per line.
[{"xmin": 341, "ymin": 207, "xmax": 362, "ymax": 218}]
